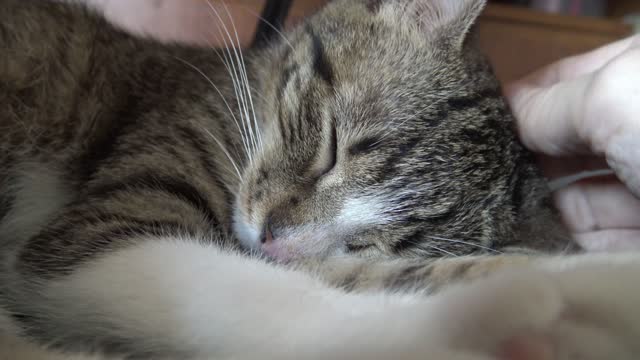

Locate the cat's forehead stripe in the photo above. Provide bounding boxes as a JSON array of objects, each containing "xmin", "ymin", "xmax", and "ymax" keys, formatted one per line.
[
  {"xmin": 365, "ymin": 0, "xmax": 384, "ymax": 13},
  {"xmin": 277, "ymin": 63, "xmax": 298, "ymax": 100},
  {"xmin": 306, "ymin": 25, "xmax": 335, "ymax": 87}
]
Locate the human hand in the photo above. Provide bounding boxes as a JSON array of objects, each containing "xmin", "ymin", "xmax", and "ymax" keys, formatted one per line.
[{"xmin": 506, "ymin": 35, "xmax": 640, "ymax": 251}]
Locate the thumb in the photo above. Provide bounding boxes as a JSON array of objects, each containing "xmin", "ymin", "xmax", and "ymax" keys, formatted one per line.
[
  {"xmin": 505, "ymin": 35, "xmax": 640, "ymax": 156},
  {"xmin": 587, "ymin": 48, "xmax": 640, "ymax": 197},
  {"xmin": 506, "ymin": 47, "xmax": 640, "ymax": 197},
  {"xmin": 506, "ymin": 74, "xmax": 592, "ymax": 157}
]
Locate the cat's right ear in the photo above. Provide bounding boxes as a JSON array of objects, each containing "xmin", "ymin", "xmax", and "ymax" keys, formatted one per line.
[{"xmin": 367, "ymin": 0, "xmax": 487, "ymax": 50}]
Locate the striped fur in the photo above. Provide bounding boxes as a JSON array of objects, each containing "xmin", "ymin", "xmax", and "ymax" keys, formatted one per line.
[
  {"xmin": 234, "ymin": 0, "xmax": 574, "ymax": 259},
  {"xmin": 0, "ymin": 0, "xmax": 585, "ymax": 358}
]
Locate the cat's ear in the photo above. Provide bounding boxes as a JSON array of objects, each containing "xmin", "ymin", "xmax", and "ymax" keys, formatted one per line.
[{"xmin": 371, "ymin": 0, "xmax": 487, "ymax": 50}]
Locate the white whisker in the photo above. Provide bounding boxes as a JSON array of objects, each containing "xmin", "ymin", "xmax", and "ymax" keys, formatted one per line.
[
  {"xmin": 423, "ymin": 243, "xmax": 458, "ymax": 257},
  {"xmin": 173, "ymin": 55, "xmax": 249, "ymax": 166},
  {"xmin": 399, "ymin": 237, "xmax": 459, "ymax": 257},
  {"xmin": 427, "ymin": 235, "xmax": 502, "ymax": 254},
  {"xmin": 247, "ymin": 85, "xmax": 269, "ymax": 105},
  {"xmin": 205, "ymin": 1, "xmax": 255, "ymax": 164},
  {"xmin": 202, "ymin": 127, "xmax": 243, "ymax": 181},
  {"xmin": 220, "ymin": 1, "xmax": 264, "ymax": 150},
  {"xmin": 221, "ymin": 40, "xmax": 254, "ymax": 163},
  {"xmin": 172, "ymin": 57, "xmax": 243, "ymax": 181},
  {"xmin": 200, "ymin": 37, "xmax": 254, "ymax": 162},
  {"xmin": 206, "ymin": 1, "xmax": 258, "ymax": 157}
]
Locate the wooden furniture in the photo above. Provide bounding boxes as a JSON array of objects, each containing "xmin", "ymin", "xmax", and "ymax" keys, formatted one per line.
[
  {"xmin": 478, "ymin": 4, "xmax": 633, "ymax": 83},
  {"xmin": 609, "ymin": 0, "xmax": 640, "ymax": 17}
]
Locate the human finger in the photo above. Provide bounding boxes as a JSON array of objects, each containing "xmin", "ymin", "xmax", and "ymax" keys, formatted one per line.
[
  {"xmin": 553, "ymin": 177, "xmax": 640, "ymax": 235},
  {"xmin": 507, "ymin": 34, "xmax": 640, "ymax": 90}
]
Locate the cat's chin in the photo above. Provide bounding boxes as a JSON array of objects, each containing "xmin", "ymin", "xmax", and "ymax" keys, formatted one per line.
[
  {"xmin": 260, "ymin": 239, "xmax": 344, "ymax": 263},
  {"xmin": 261, "ymin": 242, "xmax": 297, "ymax": 262}
]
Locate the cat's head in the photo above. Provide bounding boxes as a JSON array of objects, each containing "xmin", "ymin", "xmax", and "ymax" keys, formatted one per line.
[{"xmin": 233, "ymin": 0, "xmax": 568, "ymax": 261}]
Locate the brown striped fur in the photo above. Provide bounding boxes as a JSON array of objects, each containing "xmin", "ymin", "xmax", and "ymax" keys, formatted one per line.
[{"xmin": 1, "ymin": 0, "xmax": 578, "ymax": 357}]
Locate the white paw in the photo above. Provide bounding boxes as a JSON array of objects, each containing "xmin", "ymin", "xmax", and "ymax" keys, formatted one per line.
[
  {"xmin": 430, "ymin": 256, "xmax": 640, "ymax": 360},
  {"xmin": 424, "ymin": 271, "xmax": 563, "ymax": 355},
  {"xmin": 541, "ymin": 257, "xmax": 640, "ymax": 359},
  {"xmin": 350, "ymin": 272, "xmax": 560, "ymax": 360}
]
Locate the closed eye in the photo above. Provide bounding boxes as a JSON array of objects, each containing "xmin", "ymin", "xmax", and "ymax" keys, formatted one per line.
[
  {"xmin": 348, "ymin": 136, "xmax": 382, "ymax": 156},
  {"xmin": 345, "ymin": 243, "xmax": 375, "ymax": 252},
  {"xmin": 319, "ymin": 124, "xmax": 338, "ymax": 177}
]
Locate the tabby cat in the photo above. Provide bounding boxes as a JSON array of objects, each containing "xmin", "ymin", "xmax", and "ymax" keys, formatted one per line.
[{"xmin": 2, "ymin": 0, "xmax": 640, "ymax": 359}]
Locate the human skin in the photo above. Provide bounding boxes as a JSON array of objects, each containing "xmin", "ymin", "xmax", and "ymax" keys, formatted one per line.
[
  {"xmin": 83, "ymin": 0, "xmax": 257, "ymax": 46},
  {"xmin": 507, "ymin": 35, "xmax": 640, "ymax": 251}
]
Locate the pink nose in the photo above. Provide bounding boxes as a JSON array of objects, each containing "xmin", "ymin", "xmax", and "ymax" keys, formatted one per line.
[{"xmin": 261, "ymin": 241, "xmax": 292, "ymax": 262}]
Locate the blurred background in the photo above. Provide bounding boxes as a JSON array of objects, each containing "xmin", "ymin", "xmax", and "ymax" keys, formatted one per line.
[{"xmin": 83, "ymin": 0, "xmax": 640, "ymax": 83}]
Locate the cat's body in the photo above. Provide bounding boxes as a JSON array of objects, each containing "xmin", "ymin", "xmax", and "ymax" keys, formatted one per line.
[
  {"xmin": 1, "ymin": 0, "xmax": 640, "ymax": 359},
  {"xmin": 1, "ymin": 0, "xmax": 570, "ymax": 265}
]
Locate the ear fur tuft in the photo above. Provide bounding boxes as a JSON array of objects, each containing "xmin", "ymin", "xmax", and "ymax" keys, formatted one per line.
[{"xmin": 373, "ymin": 0, "xmax": 487, "ymax": 49}]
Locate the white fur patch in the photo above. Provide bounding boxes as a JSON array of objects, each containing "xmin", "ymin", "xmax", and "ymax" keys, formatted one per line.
[
  {"xmin": 36, "ymin": 237, "xmax": 426, "ymax": 358},
  {"xmin": 231, "ymin": 206, "xmax": 261, "ymax": 250},
  {"xmin": 337, "ymin": 196, "xmax": 395, "ymax": 228},
  {"xmin": 8, "ymin": 240, "xmax": 640, "ymax": 359}
]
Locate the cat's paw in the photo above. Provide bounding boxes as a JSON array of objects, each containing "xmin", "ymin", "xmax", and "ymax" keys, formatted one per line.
[
  {"xmin": 535, "ymin": 255, "xmax": 640, "ymax": 359},
  {"xmin": 436, "ymin": 255, "xmax": 640, "ymax": 360},
  {"xmin": 343, "ymin": 271, "xmax": 558, "ymax": 360},
  {"xmin": 421, "ymin": 270, "xmax": 563, "ymax": 358}
]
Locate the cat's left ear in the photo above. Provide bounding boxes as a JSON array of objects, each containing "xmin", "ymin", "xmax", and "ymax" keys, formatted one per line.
[
  {"xmin": 424, "ymin": 0, "xmax": 486, "ymax": 47},
  {"xmin": 374, "ymin": 0, "xmax": 487, "ymax": 50}
]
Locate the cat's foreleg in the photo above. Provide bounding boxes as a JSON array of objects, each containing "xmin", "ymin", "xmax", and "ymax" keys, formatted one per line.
[
  {"xmin": 314, "ymin": 253, "xmax": 640, "ymax": 359},
  {"xmin": 5, "ymin": 237, "xmax": 573, "ymax": 360}
]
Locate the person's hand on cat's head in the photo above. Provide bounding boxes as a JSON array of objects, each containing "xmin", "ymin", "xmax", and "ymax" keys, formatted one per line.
[{"xmin": 506, "ymin": 35, "xmax": 640, "ymax": 251}]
